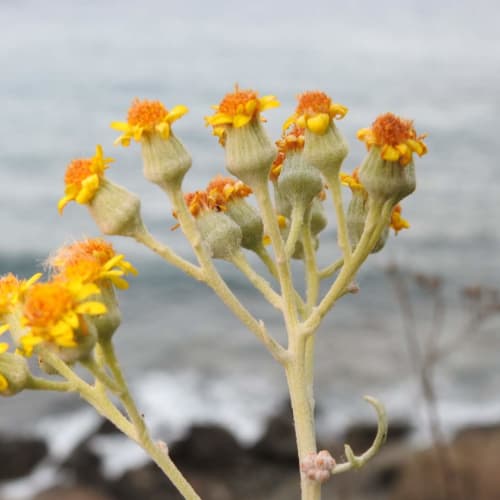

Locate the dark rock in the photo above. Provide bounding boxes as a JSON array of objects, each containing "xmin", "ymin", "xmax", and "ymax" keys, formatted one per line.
[
  {"xmin": 34, "ymin": 485, "xmax": 114, "ymax": 500},
  {"xmin": 0, "ymin": 434, "xmax": 48, "ymax": 480},
  {"xmin": 170, "ymin": 424, "xmax": 245, "ymax": 468},
  {"xmin": 251, "ymin": 400, "xmax": 297, "ymax": 463},
  {"xmin": 94, "ymin": 418, "xmax": 121, "ymax": 436},
  {"xmin": 61, "ymin": 440, "xmax": 105, "ymax": 487}
]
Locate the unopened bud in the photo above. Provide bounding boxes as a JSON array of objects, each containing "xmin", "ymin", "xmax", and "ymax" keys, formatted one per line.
[
  {"xmin": 0, "ymin": 352, "xmax": 32, "ymax": 397},
  {"xmin": 88, "ymin": 179, "xmax": 145, "ymax": 237},
  {"xmin": 141, "ymin": 133, "xmax": 191, "ymax": 190},
  {"xmin": 225, "ymin": 199, "xmax": 264, "ymax": 251},
  {"xmin": 197, "ymin": 211, "xmax": 242, "ymax": 260}
]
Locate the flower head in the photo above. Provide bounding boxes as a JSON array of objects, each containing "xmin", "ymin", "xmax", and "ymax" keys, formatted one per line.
[
  {"xmin": 205, "ymin": 85, "xmax": 279, "ymax": 142},
  {"xmin": 111, "ymin": 98, "xmax": 189, "ymax": 146},
  {"xmin": 50, "ymin": 238, "xmax": 138, "ymax": 290},
  {"xmin": 357, "ymin": 113, "xmax": 427, "ymax": 166},
  {"xmin": 19, "ymin": 280, "xmax": 106, "ymax": 356},
  {"xmin": 270, "ymin": 126, "xmax": 305, "ymax": 181},
  {"xmin": 58, "ymin": 145, "xmax": 114, "ymax": 214},
  {"xmin": 284, "ymin": 91, "xmax": 348, "ymax": 135},
  {"xmin": 206, "ymin": 176, "xmax": 252, "ymax": 210},
  {"xmin": 390, "ymin": 204, "xmax": 410, "ymax": 234}
]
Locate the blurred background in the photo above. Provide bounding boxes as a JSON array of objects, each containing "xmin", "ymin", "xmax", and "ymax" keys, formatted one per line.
[{"xmin": 1, "ymin": 0, "xmax": 500, "ymax": 498}]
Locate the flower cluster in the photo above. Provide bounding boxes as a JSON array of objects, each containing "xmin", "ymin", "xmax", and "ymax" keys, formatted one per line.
[{"xmin": 0, "ymin": 239, "xmax": 136, "ymax": 386}]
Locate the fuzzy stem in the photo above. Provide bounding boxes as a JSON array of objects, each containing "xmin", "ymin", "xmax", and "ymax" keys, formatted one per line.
[
  {"xmin": 285, "ymin": 203, "xmax": 306, "ymax": 258},
  {"xmin": 99, "ymin": 340, "xmax": 201, "ymax": 500},
  {"xmin": 318, "ymin": 258, "xmax": 344, "ymax": 280},
  {"xmin": 230, "ymin": 251, "xmax": 283, "ymax": 310},
  {"xmin": 166, "ymin": 186, "xmax": 288, "ymax": 364},
  {"xmin": 134, "ymin": 227, "xmax": 203, "ymax": 281},
  {"xmin": 324, "ymin": 171, "xmax": 352, "ymax": 264}
]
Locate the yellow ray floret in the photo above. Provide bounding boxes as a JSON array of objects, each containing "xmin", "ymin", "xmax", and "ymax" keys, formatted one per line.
[
  {"xmin": 205, "ymin": 85, "xmax": 280, "ymax": 140},
  {"xmin": 357, "ymin": 113, "xmax": 427, "ymax": 166},
  {"xmin": 111, "ymin": 98, "xmax": 188, "ymax": 146},
  {"xmin": 0, "ymin": 273, "xmax": 42, "ymax": 319},
  {"xmin": 50, "ymin": 238, "xmax": 137, "ymax": 290},
  {"xmin": 58, "ymin": 145, "xmax": 113, "ymax": 214},
  {"xmin": 390, "ymin": 204, "xmax": 410, "ymax": 234},
  {"xmin": 340, "ymin": 168, "xmax": 365, "ymax": 194},
  {"xmin": 19, "ymin": 280, "xmax": 106, "ymax": 356},
  {"xmin": 284, "ymin": 91, "xmax": 348, "ymax": 135}
]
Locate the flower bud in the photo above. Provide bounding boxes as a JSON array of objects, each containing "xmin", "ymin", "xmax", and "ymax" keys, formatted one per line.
[
  {"xmin": 357, "ymin": 113, "xmax": 427, "ymax": 205},
  {"xmin": 88, "ymin": 283, "xmax": 121, "ymax": 342},
  {"xmin": 303, "ymin": 124, "xmax": 349, "ymax": 177},
  {"xmin": 141, "ymin": 132, "xmax": 191, "ymax": 190},
  {"xmin": 284, "ymin": 91, "xmax": 349, "ymax": 177},
  {"xmin": 0, "ymin": 352, "xmax": 32, "ymax": 397},
  {"xmin": 225, "ymin": 199, "xmax": 263, "ymax": 251},
  {"xmin": 310, "ymin": 197, "xmax": 327, "ymax": 236},
  {"xmin": 278, "ymin": 151, "xmax": 323, "ymax": 207},
  {"xmin": 197, "ymin": 211, "xmax": 242, "ymax": 260},
  {"xmin": 205, "ymin": 87, "xmax": 280, "ymax": 187},
  {"xmin": 359, "ymin": 147, "xmax": 416, "ymax": 206},
  {"xmin": 88, "ymin": 179, "xmax": 145, "ymax": 237},
  {"xmin": 224, "ymin": 121, "xmax": 277, "ymax": 186}
]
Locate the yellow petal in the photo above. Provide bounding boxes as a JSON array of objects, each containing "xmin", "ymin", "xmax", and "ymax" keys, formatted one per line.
[
  {"xmin": 109, "ymin": 276, "xmax": 129, "ymax": 290},
  {"xmin": 0, "ymin": 324, "xmax": 9, "ymax": 336},
  {"xmin": 329, "ymin": 103, "xmax": 348, "ymax": 119},
  {"xmin": 207, "ymin": 113, "xmax": 234, "ymax": 126},
  {"xmin": 245, "ymin": 99, "xmax": 257, "ymax": 115},
  {"xmin": 381, "ymin": 145, "xmax": 400, "ymax": 162},
  {"xmin": 0, "ymin": 342, "xmax": 8, "ymax": 353},
  {"xmin": 58, "ymin": 195, "xmax": 73, "ymax": 214},
  {"xmin": 76, "ymin": 301, "xmax": 107, "ymax": 316},
  {"xmin": 168, "ymin": 105, "xmax": 189, "ymax": 121},
  {"xmin": 259, "ymin": 96, "xmax": 280, "ymax": 111},
  {"xmin": 110, "ymin": 121, "xmax": 130, "ymax": 132},
  {"xmin": 282, "ymin": 114, "xmax": 296, "ymax": 131},
  {"xmin": 25, "ymin": 273, "xmax": 42, "ymax": 289},
  {"xmin": 0, "ymin": 374, "xmax": 8, "ymax": 391},
  {"xmin": 233, "ymin": 114, "xmax": 252, "ymax": 128},
  {"xmin": 306, "ymin": 113, "xmax": 330, "ymax": 135}
]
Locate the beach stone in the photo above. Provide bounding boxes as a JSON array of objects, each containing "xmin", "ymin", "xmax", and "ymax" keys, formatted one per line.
[
  {"xmin": 170, "ymin": 424, "xmax": 245, "ymax": 468},
  {"xmin": 0, "ymin": 434, "xmax": 48, "ymax": 480},
  {"xmin": 61, "ymin": 440, "xmax": 105, "ymax": 487},
  {"xmin": 251, "ymin": 401, "xmax": 297, "ymax": 463},
  {"xmin": 34, "ymin": 486, "xmax": 113, "ymax": 500}
]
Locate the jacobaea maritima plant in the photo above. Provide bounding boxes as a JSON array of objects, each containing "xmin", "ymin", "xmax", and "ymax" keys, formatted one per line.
[{"xmin": 0, "ymin": 87, "xmax": 427, "ymax": 500}]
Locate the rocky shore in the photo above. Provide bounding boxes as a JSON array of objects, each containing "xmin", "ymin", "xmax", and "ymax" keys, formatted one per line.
[{"xmin": 1, "ymin": 403, "xmax": 499, "ymax": 500}]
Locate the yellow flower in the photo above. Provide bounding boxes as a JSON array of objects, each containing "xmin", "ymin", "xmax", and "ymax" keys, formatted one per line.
[
  {"xmin": 50, "ymin": 238, "xmax": 138, "ymax": 290},
  {"xmin": 357, "ymin": 113, "xmax": 427, "ymax": 166},
  {"xmin": 0, "ymin": 273, "xmax": 42, "ymax": 319},
  {"xmin": 205, "ymin": 85, "xmax": 280, "ymax": 141},
  {"xmin": 284, "ymin": 91, "xmax": 348, "ymax": 135},
  {"xmin": 58, "ymin": 145, "xmax": 114, "ymax": 214},
  {"xmin": 390, "ymin": 204, "xmax": 410, "ymax": 234},
  {"xmin": 111, "ymin": 98, "xmax": 188, "ymax": 146},
  {"xmin": 19, "ymin": 280, "xmax": 106, "ymax": 356}
]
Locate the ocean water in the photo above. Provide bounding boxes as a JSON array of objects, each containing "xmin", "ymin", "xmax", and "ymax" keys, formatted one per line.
[{"xmin": 1, "ymin": 0, "xmax": 500, "ymax": 488}]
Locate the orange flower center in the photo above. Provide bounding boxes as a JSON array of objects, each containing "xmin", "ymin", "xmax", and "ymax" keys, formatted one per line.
[
  {"xmin": 277, "ymin": 126, "xmax": 305, "ymax": 153},
  {"xmin": 127, "ymin": 99, "xmax": 168, "ymax": 127},
  {"xmin": 218, "ymin": 89, "xmax": 258, "ymax": 116},
  {"xmin": 52, "ymin": 239, "xmax": 116, "ymax": 269},
  {"xmin": 296, "ymin": 91, "xmax": 331, "ymax": 115},
  {"xmin": 56, "ymin": 256, "xmax": 102, "ymax": 283},
  {"xmin": 207, "ymin": 176, "xmax": 252, "ymax": 199},
  {"xmin": 184, "ymin": 191, "xmax": 211, "ymax": 217},
  {"xmin": 371, "ymin": 113, "xmax": 414, "ymax": 146},
  {"xmin": 24, "ymin": 283, "xmax": 73, "ymax": 327},
  {"xmin": 64, "ymin": 159, "xmax": 93, "ymax": 185}
]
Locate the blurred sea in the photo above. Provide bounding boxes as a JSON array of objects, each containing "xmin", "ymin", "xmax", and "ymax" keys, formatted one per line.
[{"xmin": 1, "ymin": 0, "xmax": 500, "ymax": 485}]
